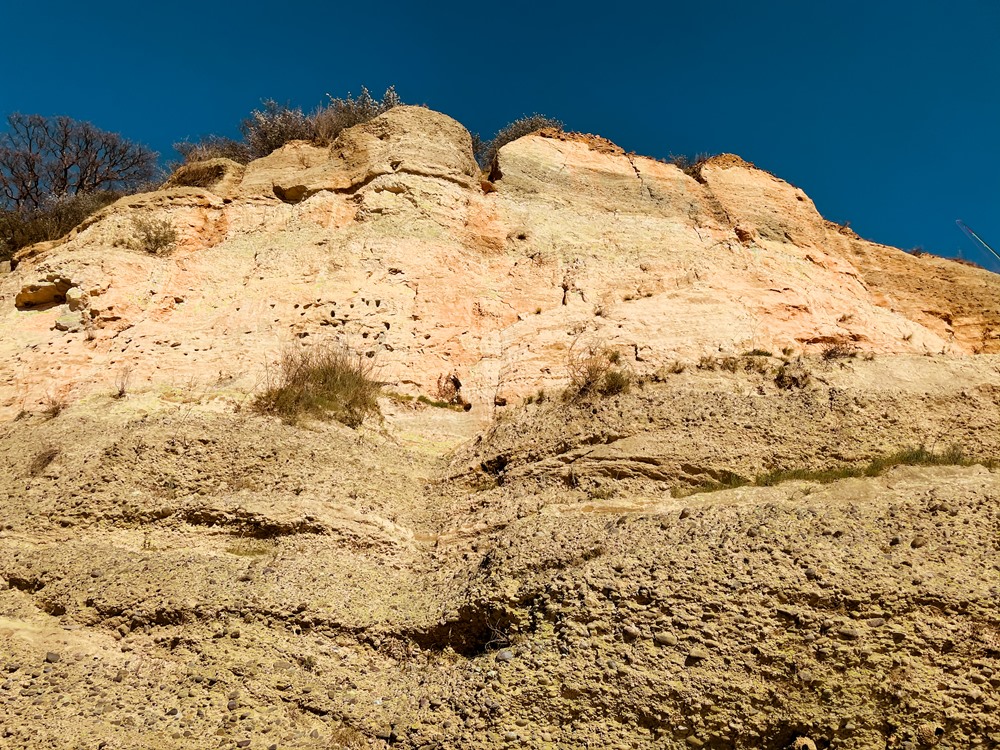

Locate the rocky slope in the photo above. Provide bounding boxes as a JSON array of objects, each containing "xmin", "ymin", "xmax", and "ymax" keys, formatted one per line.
[{"xmin": 0, "ymin": 107, "xmax": 998, "ymax": 750}]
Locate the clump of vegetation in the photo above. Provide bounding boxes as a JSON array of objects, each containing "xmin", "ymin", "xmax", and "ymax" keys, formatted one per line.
[
  {"xmin": 113, "ymin": 366, "xmax": 132, "ymax": 399},
  {"xmin": 173, "ymin": 135, "xmax": 252, "ymax": 165},
  {"xmin": 312, "ymin": 86, "xmax": 402, "ymax": 145},
  {"xmin": 474, "ymin": 114, "xmax": 563, "ymax": 170},
  {"xmin": 240, "ymin": 99, "xmax": 315, "ymax": 160},
  {"xmin": 774, "ymin": 361, "xmax": 811, "ymax": 389},
  {"xmin": 226, "ymin": 535, "xmax": 276, "ymax": 558},
  {"xmin": 1, "ymin": 191, "xmax": 122, "ymax": 263},
  {"xmin": 252, "ymin": 345, "xmax": 382, "ymax": 427},
  {"xmin": 821, "ymin": 340, "xmax": 858, "ymax": 360},
  {"xmin": 174, "ymin": 87, "xmax": 404, "ymax": 165},
  {"xmin": 697, "ymin": 355, "xmax": 718, "ymax": 371},
  {"xmin": 667, "ymin": 152, "xmax": 712, "ymax": 180},
  {"xmin": 0, "ymin": 113, "xmax": 158, "ymax": 263},
  {"xmin": 128, "ymin": 216, "xmax": 177, "ymax": 254},
  {"xmin": 168, "ymin": 160, "xmax": 232, "ymax": 188},
  {"xmin": 27, "ymin": 446, "xmax": 59, "ymax": 477},
  {"xmin": 42, "ymin": 393, "xmax": 66, "ymax": 419},
  {"xmin": 718, "ymin": 356, "xmax": 740, "ymax": 373},
  {"xmin": 566, "ymin": 344, "xmax": 631, "ymax": 399},
  {"xmin": 674, "ymin": 445, "xmax": 988, "ymax": 497}
]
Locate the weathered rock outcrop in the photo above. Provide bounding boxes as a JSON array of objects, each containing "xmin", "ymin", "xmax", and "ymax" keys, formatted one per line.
[{"xmin": 1, "ymin": 106, "xmax": 999, "ymax": 416}]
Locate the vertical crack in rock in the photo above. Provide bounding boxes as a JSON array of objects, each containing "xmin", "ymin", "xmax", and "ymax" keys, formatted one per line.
[{"xmin": 625, "ymin": 154, "xmax": 652, "ymax": 201}]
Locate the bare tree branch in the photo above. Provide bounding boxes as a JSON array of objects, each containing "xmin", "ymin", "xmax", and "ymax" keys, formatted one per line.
[{"xmin": 0, "ymin": 113, "xmax": 158, "ymax": 210}]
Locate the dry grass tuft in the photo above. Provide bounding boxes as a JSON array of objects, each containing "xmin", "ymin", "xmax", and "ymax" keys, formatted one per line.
[
  {"xmin": 566, "ymin": 344, "xmax": 631, "ymax": 399},
  {"xmin": 252, "ymin": 345, "xmax": 381, "ymax": 427},
  {"xmin": 42, "ymin": 393, "xmax": 67, "ymax": 419},
  {"xmin": 128, "ymin": 216, "xmax": 177, "ymax": 255},
  {"xmin": 28, "ymin": 446, "xmax": 60, "ymax": 477}
]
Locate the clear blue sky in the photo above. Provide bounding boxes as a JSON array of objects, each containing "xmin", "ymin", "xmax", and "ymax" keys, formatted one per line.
[{"xmin": 3, "ymin": 0, "xmax": 998, "ymax": 268}]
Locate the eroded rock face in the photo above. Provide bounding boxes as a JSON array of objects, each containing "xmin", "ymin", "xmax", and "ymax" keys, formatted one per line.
[
  {"xmin": 14, "ymin": 274, "xmax": 77, "ymax": 309},
  {"xmin": 1, "ymin": 107, "xmax": 999, "ymax": 416},
  {"xmin": 0, "ymin": 361, "xmax": 997, "ymax": 748}
]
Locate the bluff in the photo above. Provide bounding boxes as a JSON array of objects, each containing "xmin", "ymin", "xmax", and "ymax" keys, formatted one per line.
[
  {"xmin": 0, "ymin": 107, "xmax": 998, "ymax": 750},
  {"xmin": 2, "ymin": 106, "xmax": 999, "ymax": 415}
]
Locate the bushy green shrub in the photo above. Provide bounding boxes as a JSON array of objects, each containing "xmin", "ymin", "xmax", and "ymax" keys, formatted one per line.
[
  {"xmin": 475, "ymin": 114, "xmax": 563, "ymax": 169},
  {"xmin": 252, "ymin": 345, "xmax": 382, "ymax": 427}
]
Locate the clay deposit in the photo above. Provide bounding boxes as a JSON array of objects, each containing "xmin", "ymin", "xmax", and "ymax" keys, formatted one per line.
[{"xmin": 0, "ymin": 107, "xmax": 998, "ymax": 749}]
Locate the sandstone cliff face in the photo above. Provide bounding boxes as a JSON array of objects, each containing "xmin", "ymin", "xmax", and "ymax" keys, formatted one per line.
[
  {"xmin": 1, "ymin": 106, "xmax": 998, "ymax": 415},
  {"xmin": 1, "ymin": 108, "xmax": 1000, "ymax": 750}
]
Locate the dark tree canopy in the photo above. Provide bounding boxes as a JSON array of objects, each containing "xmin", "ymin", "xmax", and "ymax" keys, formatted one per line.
[{"xmin": 0, "ymin": 114, "xmax": 158, "ymax": 210}]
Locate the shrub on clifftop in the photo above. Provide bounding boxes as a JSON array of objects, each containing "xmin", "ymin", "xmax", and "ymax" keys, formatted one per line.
[
  {"xmin": 474, "ymin": 114, "xmax": 563, "ymax": 169},
  {"xmin": 174, "ymin": 87, "xmax": 405, "ymax": 165}
]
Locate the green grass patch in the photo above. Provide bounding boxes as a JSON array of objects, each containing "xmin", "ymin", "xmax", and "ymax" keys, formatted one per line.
[
  {"xmin": 225, "ymin": 537, "xmax": 276, "ymax": 557},
  {"xmin": 417, "ymin": 394, "xmax": 453, "ymax": 408},
  {"xmin": 673, "ymin": 445, "xmax": 991, "ymax": 497}
]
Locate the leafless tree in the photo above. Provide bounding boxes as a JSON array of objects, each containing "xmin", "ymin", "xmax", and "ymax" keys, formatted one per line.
[{"xmin": 0, "ymin": 113, "xmax": 158, "ymax": 210}]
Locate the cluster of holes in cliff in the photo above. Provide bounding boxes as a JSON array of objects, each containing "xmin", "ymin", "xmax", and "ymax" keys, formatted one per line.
[{"xmin": 7, "ymin": 574, "xmax": 45, "ymax": 594}]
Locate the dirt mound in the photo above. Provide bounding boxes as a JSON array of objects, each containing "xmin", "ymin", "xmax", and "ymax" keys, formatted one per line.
[
  {"xmin": 702, "ymin": 152, "xmax": 758, "ymax": 170},
  {"xmin": 535, "ymin": 128, "xmax": 626, "ymax": 155}
]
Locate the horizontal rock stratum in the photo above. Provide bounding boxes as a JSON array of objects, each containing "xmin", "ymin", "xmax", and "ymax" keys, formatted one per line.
[
  {"xmin": 2, "ymin": 105, "xmax": 999, "ymax": 414},
  {"xmin": 1, "ymin": 107, "xmax": 999, "ymax": 750}
]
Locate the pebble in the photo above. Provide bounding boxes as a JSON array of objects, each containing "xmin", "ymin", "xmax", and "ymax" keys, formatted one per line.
[
  {"xmin": 654, "ymin": 632, "xmax": 678, "ymax": 646},
  {"xmin": 495, "ymin": 649, "xmax": 515, "ymax": 663},
  {"xmin": 44, "ymin": 653, "xmax": 60, "ymax": 664},
  {"xmin": 910, "ymin": 535, "xmax": 929, "ymax": 549}
]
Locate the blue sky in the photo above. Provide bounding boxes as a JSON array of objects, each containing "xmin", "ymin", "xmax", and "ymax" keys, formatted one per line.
[{"xmin": 3, "ymin": 0, "xmax": 998, "ymax": 268}]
